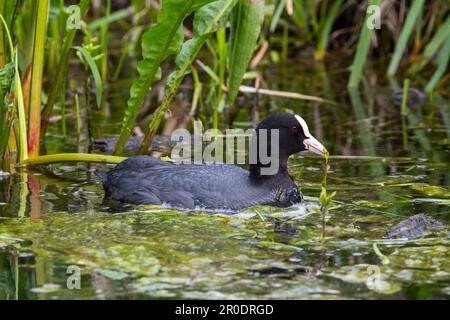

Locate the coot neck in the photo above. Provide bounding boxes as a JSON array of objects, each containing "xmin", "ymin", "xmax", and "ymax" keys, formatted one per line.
[
  {"xmin": 249, "ymin": 153, "xmax": 290, "ymax": 180},
  {"xmin": 248, "ymin": 125, "xmax": 292, "ymax": 180}
]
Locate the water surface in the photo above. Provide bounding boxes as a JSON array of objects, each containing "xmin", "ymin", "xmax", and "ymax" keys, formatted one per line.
[{"xmin": 1, "ymin": 56, "xmax": 449, "ymax": 299}]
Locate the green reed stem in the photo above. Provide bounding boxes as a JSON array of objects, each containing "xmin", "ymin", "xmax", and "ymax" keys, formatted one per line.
[
  {"xmin": 28, "ymin": 0, "xmax": 49, "ymax": 157},
  {"xmin": 347, "ymin": 0, "xmax": 381, "ymax": 88},
  {"xmin": 401, "ymin": 78, "xmax": 410, "ymax": 116},
  {"xmin": 112, "ymin": 41, "xmax": 130, "ymax": 81},
  {"xmin": 0, "ymin": 3, "xmax": 5, "ymax": 67},
  {"xmin": 100, "ymin": 0, "xmax": 111, "ymax": 82},
  {"xmin": 15, "ymin": 50, "xmax": 27, "ymax": 161},
  {"xmin": 21, "ymin": 153, "xmax": 126, "ymax": 165},
  {"xmin": 75, "ymin": 93, "xmax": 80, "ymax": 137},
  {"xmin": 319, "ymin": 150, "xmax": 335, "ymax": 240},
  {"xmin": 60, "ymin": 68, "xmax": 67, "ymax": 138}
]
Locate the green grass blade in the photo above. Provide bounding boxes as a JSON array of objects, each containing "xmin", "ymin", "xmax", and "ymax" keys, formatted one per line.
[
  {"xmin": 425, "ymin": 34, "xmax": 450, "ymax": 93},
  {"xmin": 408, "ymin": 15, "xmax": 450, "ymax": 75},
  {"xmin": 0, "ymin": 0, "xmax": 18, "ymax": 65},
  {"xmin": 270, "ymin": 0, "xmax": 286, "ymax": 33},
  {"xmin": 227, "ymin": 0, "xmax": 265, "ymax": 107},
  {"xmin": 87, "ymin": 7, "xmax": 131, "ymax": 31},
  {"xmin": 112, "ymin": 41, "xmax": 130, "ymax": 81},
  {"xmin": 315, "ymin": 0, "xmax": 343, "ymax": 60},
  {"xmin": 292, "ymin": 0, "xmax": 311, "ymax": 41},
  {"xmin": 74, "ymin": 46, "xmax": 103, "ymax": 107},
  {"xmin": 197, "ymin": 59, "xmax": 220, "ymax": 83},
  {"xmin": 347, "ymin": 0, "xmax": 381, "ymax": 88},
  {"xmin": 387, "ymin": 0, "xmax": 425, "ymax": 76}
]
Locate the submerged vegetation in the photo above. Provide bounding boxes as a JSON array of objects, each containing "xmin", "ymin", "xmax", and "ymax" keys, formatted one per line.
[{"xmin": 0, "ymin": 0, "xmax": 449, "ymax": 300}]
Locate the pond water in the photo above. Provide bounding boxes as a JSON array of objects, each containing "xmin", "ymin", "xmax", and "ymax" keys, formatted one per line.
[{"xmin": 0, "ymin": 55, "xmax": 449, "ymax": 299}]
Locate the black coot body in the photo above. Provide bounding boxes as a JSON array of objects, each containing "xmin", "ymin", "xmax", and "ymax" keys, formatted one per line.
[{"xmin": 98, "ymin": 112, "xmax": 325, "ymax": 211}]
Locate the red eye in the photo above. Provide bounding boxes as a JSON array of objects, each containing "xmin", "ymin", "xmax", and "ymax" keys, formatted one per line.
[{"xmin": 290, "ymin": 126, "xmax": 298, "ymax": 135}]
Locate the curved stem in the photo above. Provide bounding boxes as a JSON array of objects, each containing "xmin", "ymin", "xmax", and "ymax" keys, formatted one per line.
[{"xmin": 21, "ymin": 153, "xmax": 126, "ymax": 166}]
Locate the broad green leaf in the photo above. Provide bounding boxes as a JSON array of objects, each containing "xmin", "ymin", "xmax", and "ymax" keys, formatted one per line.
[
  {"xmin": 227, "ymin": 0, "xmax": 264, "ymax": 107},
  {"xmin": 138, "ymin": 0, "xmax": 238, "ymax": 154},
  {"xmin": 114, "ymin": 0, "xmax": 204, "ymax": 155}
]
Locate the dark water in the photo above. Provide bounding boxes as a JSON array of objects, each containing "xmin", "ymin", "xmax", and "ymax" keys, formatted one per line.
[{"xmin": 0, "ymin": 55, "xmax": 449, "ymax": 299}]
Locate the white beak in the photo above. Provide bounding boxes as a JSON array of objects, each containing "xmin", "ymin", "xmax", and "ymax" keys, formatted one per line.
[{"xmin": 304, "ymin": 136, "xmax": 326, "ymax": 156}]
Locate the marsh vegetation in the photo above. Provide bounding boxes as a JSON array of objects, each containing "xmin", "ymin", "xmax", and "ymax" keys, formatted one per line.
[{"xmin": 0, "ymin": 0, "xmax": 449, "ymax": 299}]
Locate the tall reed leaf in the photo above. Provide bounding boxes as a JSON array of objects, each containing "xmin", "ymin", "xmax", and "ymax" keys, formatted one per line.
[
  {"xmin": 408, "ymin": 16, "xmax": 450, "ymax": 75},
  {"xmin": 387, "ymin": 0, "xmax": 425, "ymax": 76},
  {"xmin": 315, "ymin": 0, "xmax": 343, "ymax": 60},
  {"xmin": 425, "ymin": 35, "xmax": 450, "ymax": 93},
  {"xmin": 74, "ymin": 46, "xmax": 103, "ymax": 107},
  {"xmin": 28, "ymin": 0, "xmax": 49, "ymax": 157},
  {"xmin": 227, "ymin": 0, "xmax": 264, "ymax": 107},
  {"xmin": 0, "ymin": 0, "xmax": 18, "ymax": 66},
  {"xmin": 347, "ymin": 0, "xmax": 380, "ymax": 88},
  {"xmin": 0, "ymin": 13, "xmax": 15, "ymax": 157},
  {"xmin": 114, "ymin": 0, "xmax": 210, "ymax": 155},
  {"xmin": 138, "ymin": 0, "xmax": 238, "ymax": 154},
  {"xmin": 15, "ymin": 50, "xmax": 28, "ymax": 161}
]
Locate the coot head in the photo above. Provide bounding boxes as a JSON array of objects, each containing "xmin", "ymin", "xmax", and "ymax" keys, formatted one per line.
[
  {"xmin": 250, "ymin": 112, "xmax": 326, "ymax": 177},
  {"xmin": 255, "ymin": 112, "xmax": 325, "ymax": 155}
]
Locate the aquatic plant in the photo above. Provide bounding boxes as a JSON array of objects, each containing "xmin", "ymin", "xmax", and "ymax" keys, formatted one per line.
[
  {"xmin": 27, "ymin": 0, "xmax": 49, "ymax": 157},
  {"xmin": 319, "ymin": 150, "xmax": 336, "ymax": 240},
  {"xmin": 114, "ymin": 0, "xmax": 265, "ymax": 155},
  {"xmin": 0, "ymin": 0, "xmax": 448, "ymax": 168},
  {"xmin": 137, "ymin": 0, "xmax": 240, "ymax": 154},
  {"xmin": 41, "ymin": 0, "xmax": 90, "ymax": 138}
]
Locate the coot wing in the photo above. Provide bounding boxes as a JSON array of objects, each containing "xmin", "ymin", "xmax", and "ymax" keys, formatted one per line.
[{"xmin": 101, "ymin": 157, "xmax": 270, "ymax": 210}]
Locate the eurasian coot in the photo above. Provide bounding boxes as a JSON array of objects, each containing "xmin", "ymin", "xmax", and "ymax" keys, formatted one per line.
[{"xmin": 98, "ymin": 112, "xmax": 325, "ymax": 211}]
